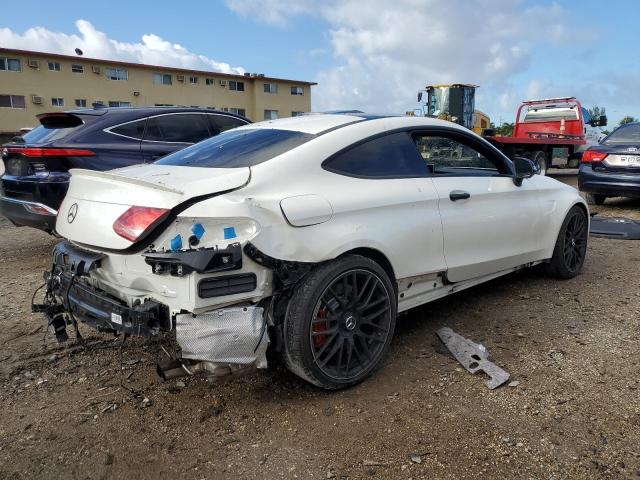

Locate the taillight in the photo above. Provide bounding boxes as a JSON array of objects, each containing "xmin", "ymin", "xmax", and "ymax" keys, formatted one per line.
[
  {"xmin": 112, "ymin": 206, "xmax": 170, "ymax": 242},
  {"xmin": 582, "ymin": 150, "xmax": 608, "ymax": 163},
  {"xmin": 4, "ymin": 147, "xmax": 95, "ymax": 157}
]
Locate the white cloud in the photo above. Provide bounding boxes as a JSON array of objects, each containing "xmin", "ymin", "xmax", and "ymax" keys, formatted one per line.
[
  {"xmin": 225, "ymin": 0, "xmax": 316, "ymax": 26},
  {"xmin": 0, "ymin": 20, "xmax": 245, "ymax": 74},
  {"xmin": 226, "ymin": 0, "xmax": 585, "ymax": 121}
]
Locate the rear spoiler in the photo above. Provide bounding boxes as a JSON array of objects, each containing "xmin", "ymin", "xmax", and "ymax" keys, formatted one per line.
[{"xmin": 36, "ymin": 110, "xmax": 107, "ymax": 129}]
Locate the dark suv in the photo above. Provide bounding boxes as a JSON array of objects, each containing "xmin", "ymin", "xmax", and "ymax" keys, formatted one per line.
[{"xmin": 0, "ymin": 107, "xmax": 250, "ymax": 232}]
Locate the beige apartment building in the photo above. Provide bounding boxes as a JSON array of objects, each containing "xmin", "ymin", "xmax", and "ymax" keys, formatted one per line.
[{"xmin": 0, "ymin": 48, "xmax": 315, "ymax": 134}]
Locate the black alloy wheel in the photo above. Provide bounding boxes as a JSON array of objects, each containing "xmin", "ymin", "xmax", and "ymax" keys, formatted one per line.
[
  {"xmin": 309, "ymin": 269, "xmax": 392, "ymax": 381},
  {"xmin": 546, "ymin": 205, "xmax": 588, "ymax": 279},
  {"xmin": 562, "ymin": 209, "xmax": 588, "ymax": 274},
  {"xmin": 283, "ymin": 255, "xmax": 397, "ymax": 390}
]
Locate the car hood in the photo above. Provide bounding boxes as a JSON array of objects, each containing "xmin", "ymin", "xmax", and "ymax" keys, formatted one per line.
[{"xmin": 55, "ymin": 164, "xmax": 250, "ymax": 250}]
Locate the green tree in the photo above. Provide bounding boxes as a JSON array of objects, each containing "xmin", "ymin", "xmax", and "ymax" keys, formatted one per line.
[
  {"xmin": 588, "ymin": 106, "xmax": 606, "ymax": 120},
  {"xmin": 494, "ymin": 122, "xmax": 514, "ymax": 136},
  {"xmin": 619, "ymin": 116, "xmax": 638, "ymax": 126}
]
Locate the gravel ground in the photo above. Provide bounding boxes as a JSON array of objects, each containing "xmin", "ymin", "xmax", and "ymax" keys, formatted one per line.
[{"xmin": 0, "ymin": 172, "xmax": 639, "ymax": 480}]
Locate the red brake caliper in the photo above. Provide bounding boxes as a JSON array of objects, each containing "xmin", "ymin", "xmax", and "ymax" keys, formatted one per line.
[{"xmin": 312, "ymin": 306, "xmax": 328, "ymax": 348}]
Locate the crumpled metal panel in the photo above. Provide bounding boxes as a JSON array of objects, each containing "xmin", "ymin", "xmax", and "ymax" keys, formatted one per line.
[
  {"xmin": 176, "ymin": 306, "xmax": 268, "ymax": 366},
  {"xmin": 436, "ymin": 327, "xmax": 510, "ymax": 389}
]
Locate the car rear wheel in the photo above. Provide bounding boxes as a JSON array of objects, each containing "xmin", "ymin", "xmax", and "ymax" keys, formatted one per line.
[
  {"xmin": 586, "ymin": 193, "xmax": 606, "ymax": 205},
  {"xmin": 283, "ymin": 255, "xmax": 397, "ymax": 390},
  {"xmin": 545, "ymin": 205, "xmax": 588, "ymax": 279}
]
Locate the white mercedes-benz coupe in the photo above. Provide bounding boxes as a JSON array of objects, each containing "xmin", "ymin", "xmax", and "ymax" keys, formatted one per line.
[{"xmin": 36, "ymin": 113, "xmax": 588, "ymax": 389}]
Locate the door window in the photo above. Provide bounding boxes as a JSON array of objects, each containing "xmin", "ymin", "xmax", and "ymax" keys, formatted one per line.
[
  {"xmin": 413, "ymin": 134, "xmax": 502, "ymax": 176},
  {"xmin": 144, "ymin": 114, "xmax": 211, "ymax": 143},
  {"xmin": 323, "ymin": 132, "xmax": 428, "ymax": 178}
]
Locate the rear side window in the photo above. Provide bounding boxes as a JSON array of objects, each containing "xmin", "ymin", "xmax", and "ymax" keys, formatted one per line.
[
  {"xmin": 323, "ymin": 132, "xmax": 428, "ymax": 178},
  {"xmin": 110, "ymin": 119, "xmax": 146, "ymax": 140},
  {"xmin": 144, "ymin": 114, "xmax": 211, "ymax": 143},
  {"xmin": 213, "ymin": 115, "xmax": 247, "ymax": 132},
  {"xmin": 155, "ymin": 128, "xmax": 313, "ymax": 168}
]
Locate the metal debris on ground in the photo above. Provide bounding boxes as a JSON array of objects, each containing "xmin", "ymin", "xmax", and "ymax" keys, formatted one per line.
[
  {"xmin": 589, "ymin": 215, "xmax": 640, "ymax": 240},
  {"xmin": 436, "ymin": 327, "xmax": 510, "ymax": 389}
]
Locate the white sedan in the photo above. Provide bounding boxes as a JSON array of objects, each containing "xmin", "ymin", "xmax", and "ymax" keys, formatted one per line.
[{"xmin": 39, "ymin": 114, "xmax": 589, "ymax": 389}]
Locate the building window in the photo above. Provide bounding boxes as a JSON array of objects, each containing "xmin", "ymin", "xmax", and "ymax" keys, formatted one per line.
[
  {"xmin": 71, "ymin": 64, "xmax": 84, "ymax": 73},
  {"xmin": 0, "ymin": 95, "xmax": 26, "ymax": 108},
  {"xmin": 229, "ymin": 81, "xmax": 245, "ymax": 92},
  {"xmin": 75, "ymin": 99, "xmax": 87, "ymax": 107},
  {"xmin": 154, "ymin": 103, "xmax": 174, "ymax": 107},
  {"xmin": 224, "ymin": 107, "xmax": 246, "ymax": 116},
  {"xmin": 189, "ymin": 76, "xmax": 198, "ymax": 85},
  {"xmin": 106, "ymin": 68, "xmax": 128, "ymax": 81},
  {"xmin": 264, "ymin": 109, "xmax": 278, "ymax": 120},
  {"xmin": 264, "ymin": 83, "xmax": 278, "ymax": 94},
  {"xmin": 108, "ymin": 101, "xmax": 131, "ymax": 107},
  {"xmin": 48, "ymin": 61, "xmax": 61, "ymax": 72},
  {"xmin": 291, "ymin": 111, "xmax": 305, "ymax": 117},
  {"xmin": 51, "ymin": 97, "xmax": 64, "ymax": 107},
  {"xmin": 0, "ymin": 57, "xmax": 21, "ymax": 72},
  {"xmin": 153, "ymin": 73, "xmax": 172, "ymax": 85},
  {"xmin": 205, "ymin": 78, "xmax": 214, "ymax": 86},
  {"xmin": 93, "ymin": 101, "xmax": 105, "ymax": 107},
  {"xmin": 291, "ymin": 86, "xmax": 304, "ymax": 96}
]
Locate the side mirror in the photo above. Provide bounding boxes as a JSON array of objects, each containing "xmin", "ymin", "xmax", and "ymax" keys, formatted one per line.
[
  {"xmin": 598, "ymin": 115, "xmax": 607, "ymax": 127},
  {"xmin": 513, "ymin": 156, "xmax": 537, "ymax": 186}
]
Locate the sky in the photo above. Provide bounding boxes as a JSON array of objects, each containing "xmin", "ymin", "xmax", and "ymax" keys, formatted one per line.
[{"xmin": 1, "ymin": 0, "xmax": 639, "ymax": 126}]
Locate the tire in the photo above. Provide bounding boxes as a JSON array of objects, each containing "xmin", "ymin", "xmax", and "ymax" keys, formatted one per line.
[
  {"xmin": 586, "ymin": 193, "xmax": 606, "ymax": 206},
  {"xmin": 531, "ymin": 150, "xmax": 548, "ymax": 176},
  {"xmin": 545, "ymin": 205, "xmax": 588, "ymax": 279},
  {"xmin": 283, "ymin": 255, "xmax": 397, "ymax": 390}
]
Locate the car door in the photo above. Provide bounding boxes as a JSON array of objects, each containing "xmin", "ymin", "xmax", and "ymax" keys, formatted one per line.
[
  {"xmin": 141, "ymin": 113, "xmax": 214, "ymax": 162},
  {"xmin": 412, "ymin": 130, "xmax": 544, "ymax": 282}
]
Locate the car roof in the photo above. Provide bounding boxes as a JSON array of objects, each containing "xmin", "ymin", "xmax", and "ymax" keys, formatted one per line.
[
  {"xmin": 65, "ymin": 106, "xmax": 250, "ymax": 122},
  {"xmin": 237, "ymin": 113, "xmax": 469, "ymax": 135}
]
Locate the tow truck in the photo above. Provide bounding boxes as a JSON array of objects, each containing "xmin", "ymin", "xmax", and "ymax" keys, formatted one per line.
[{"xmin": 417, "ymin": 85, "xmax": 607, "ymax": 175}]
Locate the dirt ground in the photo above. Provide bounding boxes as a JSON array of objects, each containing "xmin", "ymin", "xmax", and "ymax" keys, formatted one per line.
[{"xmin": 0, "ymin": 171, "xmax": 639, "ymax": 480}]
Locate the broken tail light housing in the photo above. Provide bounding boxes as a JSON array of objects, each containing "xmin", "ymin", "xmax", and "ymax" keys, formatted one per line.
[
  {"xmin": 113, "ymin": 206, "xmax": 170, "ymax": 242},
  {"xmin": 581, "ymin": 150, "xmax": 608, "ymax": 163}
]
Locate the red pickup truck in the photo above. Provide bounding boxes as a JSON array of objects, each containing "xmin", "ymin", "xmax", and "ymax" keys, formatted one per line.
[{"xmin": 487, "ymin": 97, "xmax": 607, "ymax": 175}]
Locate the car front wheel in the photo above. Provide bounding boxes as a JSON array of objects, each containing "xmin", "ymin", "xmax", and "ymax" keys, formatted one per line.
[
  {"xmin": 283, "ymin": 255, "xmax": 397, "ymax": 390},
  {"xmin": 545, "ymin": 205, "xmax": 588, "ymax": 279}
]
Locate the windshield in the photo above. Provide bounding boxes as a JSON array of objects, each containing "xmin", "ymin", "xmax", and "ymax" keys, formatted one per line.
[
  {"xmin": 603, "ymin": 124, "xmax": 640, "ymax": 144},
  {"xmin": 155, "ymin": 128, "xmax": 314, "ymax": 168}
]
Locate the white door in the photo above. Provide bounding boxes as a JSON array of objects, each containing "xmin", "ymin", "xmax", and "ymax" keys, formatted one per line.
[{"xmin": 413, "ymin": 132, "xmax": 545, "ymax": 282}]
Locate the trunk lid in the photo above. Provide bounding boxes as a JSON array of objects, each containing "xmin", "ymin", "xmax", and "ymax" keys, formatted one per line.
[{"xmin": 56, "ymin": 164, "xmax": 250, "ymax": 250}]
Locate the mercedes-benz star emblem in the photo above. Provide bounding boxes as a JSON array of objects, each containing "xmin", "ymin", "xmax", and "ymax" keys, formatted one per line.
[
  {"xmin": 67, "ymin": 203, "xmax": 78, "ymax": 223},
  {"xmin": 344, "ymin": 315, "xmax": 356, "ymax": 330}
]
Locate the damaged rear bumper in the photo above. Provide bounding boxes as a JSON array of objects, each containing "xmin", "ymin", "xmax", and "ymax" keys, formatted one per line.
[{"xmin": 37, "ymin": 240, "xmax": 271, "ymax": 376}]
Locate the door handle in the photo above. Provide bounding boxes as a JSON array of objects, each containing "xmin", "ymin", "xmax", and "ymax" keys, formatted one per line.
[{"xmin": 449, "ymin": 190, "xmax": 471, "ymax": 201}]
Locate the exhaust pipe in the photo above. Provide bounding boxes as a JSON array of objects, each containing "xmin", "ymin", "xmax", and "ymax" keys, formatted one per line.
[{"xmin": 156, "ymin": 358, "xmax": 259, "ymax": 382}]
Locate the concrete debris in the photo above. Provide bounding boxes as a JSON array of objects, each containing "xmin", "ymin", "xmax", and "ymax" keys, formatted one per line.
[{"xmin": 436, "ymin": 327, "xmax": 510, "ymax": 389}]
